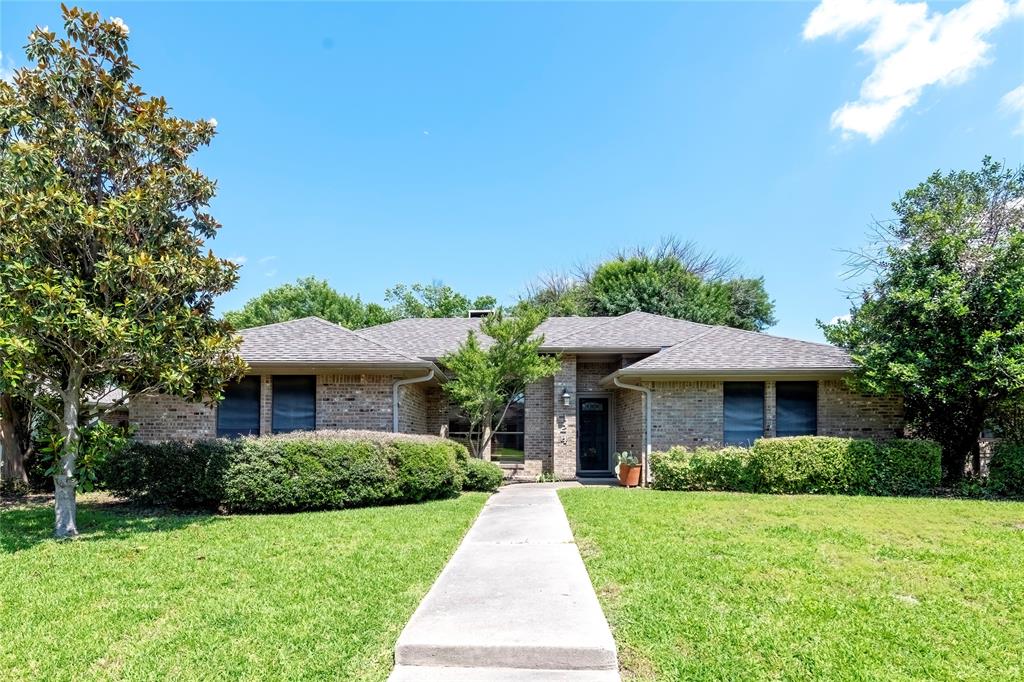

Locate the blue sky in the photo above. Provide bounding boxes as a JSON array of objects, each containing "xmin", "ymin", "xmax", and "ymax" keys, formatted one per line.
[{"xmin": 2, "ymin": 1, "xmax": 1023, "ymax": 341}]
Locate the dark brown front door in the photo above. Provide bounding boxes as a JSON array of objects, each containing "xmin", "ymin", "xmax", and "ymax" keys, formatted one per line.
[{"xmin": 578, "ymin": 397, "xmax": 611, "ymax": 475}]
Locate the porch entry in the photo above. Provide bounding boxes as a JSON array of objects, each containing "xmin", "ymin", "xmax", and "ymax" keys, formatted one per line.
[{"xmin": 577, "ymin": 396, "xmax": 613, "ymax": 476}]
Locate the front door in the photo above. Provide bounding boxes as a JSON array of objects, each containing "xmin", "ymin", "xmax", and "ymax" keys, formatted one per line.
[{"xmin": 577, "ymin": 397, "xmax": 611, "ymax": 475}]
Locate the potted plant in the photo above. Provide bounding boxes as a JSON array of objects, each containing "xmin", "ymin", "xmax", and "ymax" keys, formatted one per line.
[{"xmin": 616, "ymin": 451, "xmax": 641, "ymax": 488}]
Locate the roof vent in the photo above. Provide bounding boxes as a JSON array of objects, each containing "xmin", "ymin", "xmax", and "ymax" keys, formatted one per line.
[{"xmin": 468, "ymin": 309, "xmax": 494, "ymax": 318}]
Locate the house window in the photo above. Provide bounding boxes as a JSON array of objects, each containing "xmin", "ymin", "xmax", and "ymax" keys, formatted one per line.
[
  {"xmin": 446, "ymin": 393, "xmax": 525, "ymax": 463},
  {"xmin": 492, "ymin": 393, "xmax": 525, "ymax": 463},
  {"xmin": 272, "ymin": 375, "xmax": 316, "ymax": 433},
  {"xmin": 724, "ymin": 382, "xmax": 765, "ymax": 446},
  {"xmin": 217, "ymin": 376, "xmax": 261, "ymax": 438},
  {"xmin": 776, "ymin": 381, "xmax": 817, "ymax": 437}
]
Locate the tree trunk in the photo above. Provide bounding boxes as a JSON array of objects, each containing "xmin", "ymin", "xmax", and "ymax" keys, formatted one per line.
[
  {"xmin": 54, "ymin": 375, "xmax": 82, "ymax": 538},
  {"xmin": 0, "ymin": 394, "xmax": 28, "ymax": 487}
]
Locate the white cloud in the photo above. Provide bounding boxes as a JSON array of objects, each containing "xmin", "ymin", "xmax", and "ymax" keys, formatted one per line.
[
  {"xmin": 804, "ymin": 0, "xmax": 1020, "ymax": 141},
  {"xmin": 257, "ymin": 255, "xmax": 277, "ymax": 265},
  {"xmin": 1001, "ymin": 83, "xmax": 1024, "ymax": 134},
  {"xmin": 227, "ymin": 255, "xmax": 247, "ymax": 266},
  {"xmin": 829, "ymin": 314, "xmax": 853, "ymax": 325},
  {"xmin": 264, "ymin": 269, "xmax": 278, "ymax": 278},
  {"xmin": 0, "ymin": 52, "xmax": 15, "ymax": 84}
]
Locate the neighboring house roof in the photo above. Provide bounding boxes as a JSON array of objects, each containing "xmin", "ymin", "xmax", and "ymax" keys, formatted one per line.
[
  {"xmin": 359, "ymin": 317, "xmax": 489, "ymax": 359},
  {"xmin": 615, "ymin": 325, "xmax": 854, "ymax": 376},
  {"xmin": 239, "ymin": 317, "xmax": 431, "ymax": 368},
  {"xmin": 538, "ymin": 311, "xmax": 711, "ymax": 352}
]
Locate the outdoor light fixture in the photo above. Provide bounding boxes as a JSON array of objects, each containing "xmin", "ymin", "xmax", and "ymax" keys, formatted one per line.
[{"xmin": 561, "ymin": 388, "xmax": 571, "ymax": 406}]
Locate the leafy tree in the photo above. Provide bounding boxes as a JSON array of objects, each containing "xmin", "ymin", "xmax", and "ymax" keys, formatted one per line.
[
  {"xmin": 223, "ymin": 277, "xmax": 390, "ymax": 329},
  {"xmin": 386, "ymin": 282, "xmax": 496, "ymax": 319},
  {"xmin": 441, "ymin": 308, "xmax": 559, "ymax": 459},
  {"xmin": 0, "ymin": 8, "xmax": 245, "ymax": 536},
  {"xmin": 822, "ymin": 157, "xmax": 1024, "ymax": 481},
  {"xmin": 524, "ymin": 238, "xmax": 777, "ymax": 331}
]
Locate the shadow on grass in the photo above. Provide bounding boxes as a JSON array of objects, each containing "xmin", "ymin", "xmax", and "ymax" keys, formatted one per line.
[{"xmin": 0, "ymin": 496, "xmax": 218, "ymax": 554}]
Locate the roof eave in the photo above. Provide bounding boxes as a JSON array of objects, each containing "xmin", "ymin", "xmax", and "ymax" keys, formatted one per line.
[{"xmin": 600, "ymin": 366, "xmax": 854, "ymax": 386}]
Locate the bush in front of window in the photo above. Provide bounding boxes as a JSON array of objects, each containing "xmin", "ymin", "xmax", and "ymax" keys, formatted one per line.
[
  {"xmin": 988, "ymin": 441, "xmax": 1024, "ymax": 496},
  {"xmin": 462, "ymin": 458, "xmax": 505, "ymax": 492},
  {"xmin": 100, "ymin": 430, "xmax": 470, "ymax": 512},
  {"xmin": 651, "ymin": 436, "xmax": 941, "ymax": 496},
  {"xmin": 103, "ymin": 439, "xmax": 239, "ymax": 509},
  {"xmin": 650, "ymin": 446, "xmax": 755, "ymax": 492}
]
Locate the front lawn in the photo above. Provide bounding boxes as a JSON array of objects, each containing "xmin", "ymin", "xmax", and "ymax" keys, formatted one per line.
[
  {"xmin": 0, "ymin": 493, "xmax": 487, "ymax": 681},
  {"xmin": 559, "ymin": 488, "xmax": 1024, "ymax": 681}
]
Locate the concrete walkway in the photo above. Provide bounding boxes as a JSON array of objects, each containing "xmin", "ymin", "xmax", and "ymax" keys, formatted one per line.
[{"xmin": 389, "ymin": 483, "xmax": 620, "ymax": 681}]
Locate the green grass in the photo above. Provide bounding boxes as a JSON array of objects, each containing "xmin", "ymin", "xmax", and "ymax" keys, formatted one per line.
[
  {"xmin": 491, "ymin": 447, "xmax": 525, "ymax": 463},
  {"xmin": 559, "ymin": 488, "xmax": 1024, "ymax": 681},
  {"xmin": 0, "ymin": 492, "xmax": 488, "ymax": 681}
]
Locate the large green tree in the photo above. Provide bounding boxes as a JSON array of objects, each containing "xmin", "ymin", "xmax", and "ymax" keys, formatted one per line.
[
  {"xmin": 0, "ymin": 8, "xmax": 245, "ymax": 536},
  {"xmin": 822, "ymin": 157, "xmax": 1024, "ymax": 481},
  {"xmin": 441, "ymin": 308, "xmax": 559, "ymax": 459},
  {"xmin": 223, "ymin": 277, "xmax": 390, "ymax": 330},
  {"xmin": 523, "ymin": 239, "xmax": 777, "ymax": 331},
  {"xmin": 385, "ymin": 282, "xmax": 496, "ymax": 319}
]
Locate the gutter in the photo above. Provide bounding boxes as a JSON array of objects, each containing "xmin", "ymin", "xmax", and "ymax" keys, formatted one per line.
[
  {"xmin": 393, "ymin": 370, "xmax": 435, "ymax": 433},
  {"xmin": 613, "ymin": 375, "xmax": 653, "ymax": 487}
]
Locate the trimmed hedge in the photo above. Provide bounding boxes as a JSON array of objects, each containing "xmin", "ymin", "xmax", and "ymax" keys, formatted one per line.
[
  {"xmin": 462, "ymin": 458, "xmax": 505, "ymax": 492},
  {"xmin": 102, "ymin": 430, "xmax": 475, "ymax": 512},
  {"xmin": 989, "ymin": 441, "xmax": 1024, "ymax": 496},
  {"xmin": 652, "ymin": 436, "xmax": 941, "ymax": 496}
]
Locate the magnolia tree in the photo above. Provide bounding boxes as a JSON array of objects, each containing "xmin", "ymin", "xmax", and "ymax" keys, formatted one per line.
[
  {"xmin": 0, "ymin": 7, "xmax": 245, "ymax": 536},
  {"xmin": 822, "ymin": 158, "xmax": 1024, "ymax": 480},
  {"xmin": 441, "ymin": 309, "xmax": 559, "ymax": 459}
]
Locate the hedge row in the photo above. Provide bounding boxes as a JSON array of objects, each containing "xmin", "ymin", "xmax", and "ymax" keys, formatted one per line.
[
  {"xmin": 651, "ymin": 436, "xmax": 942, "ymax": 496},
  {"xmin": 989, "ymin": 441, "xmax": 1024, "ymax": 496},
  {"xmin": 102, "ymin": 430, "xmax": 504, "ymax": 512}
]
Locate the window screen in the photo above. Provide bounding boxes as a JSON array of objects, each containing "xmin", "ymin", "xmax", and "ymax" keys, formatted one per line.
[
  {"xmin": 217, "ymin": 376, "xmax": 261, "ymax": 438},
  {"xmin": 724, "ymin": 382, "xmax": 765, "ymax": 446},
  {"xmin": 776, "ymin": 381, "xmax": 817, "ymax": 437},
  {"xmin": 272, "ymin": 375, "xmax": 316, "ymax": 433}
]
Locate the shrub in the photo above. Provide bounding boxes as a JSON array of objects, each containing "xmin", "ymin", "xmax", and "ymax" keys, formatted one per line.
[
  {"xmin": 101, "ymin": 429, "xmax": 467, "ymax": 512},
  {"xmin": 652, "ymin": 436, "xmax": 941, "ymax": 497},
  {"xmin": 103, "ymin": 439, "xmax": 238, "ymax": 509},
  {"xmin": 989, "ymin": 442, "xmax": 1024, "ymax": 496},
  {"xmin": 651, "ymin": 446, "xmax": 754, "ymax": 492},
  {"xmin": 462, "ymin": 457, "xmax": 504, "ymax": 492}
]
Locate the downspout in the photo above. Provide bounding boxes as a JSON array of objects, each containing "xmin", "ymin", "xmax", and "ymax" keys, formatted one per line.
[
  {"xmin": 614, "ymin": 375, "xmax": 653, "ymax": 486},
  {"xmin": 393, "ymin": 370, "xmax": 434, "ymax": 433}
]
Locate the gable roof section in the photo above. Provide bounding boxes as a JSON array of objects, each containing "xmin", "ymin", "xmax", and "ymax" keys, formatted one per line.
[
  {"xmin": 239, "ymin": 317, "xmax": 430, "ymax": 367},
  {"xmin": 539, "ymin": 311, "xmax": 711, "ymax": 351},
  {"xmin": 358, "ymin": 317, "xmax": 490, "ymax": 359},
  {"xmin": 618, "ymin": 325, "xmax": 854, "ymax": 375}
]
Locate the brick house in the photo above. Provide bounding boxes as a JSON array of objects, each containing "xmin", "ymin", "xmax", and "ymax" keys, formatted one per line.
[{"xmin": 130, "ymin": 312, "xmax": 903, "ymax": 482}]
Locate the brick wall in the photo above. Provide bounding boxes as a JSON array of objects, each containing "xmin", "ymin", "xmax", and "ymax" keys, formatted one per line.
[
  {"xmin": 649, "ymin": 380, "xmax": 724, "ymax": 451},
  {"xmin": 130, "ymin": 394, "xmax": 216, "ymax": 442},
  {"xmin": 317, "ymin": 374, "xmax": 394, "ymax": 431},
  {"xmin": 425, "ymin": 386, "xmax": 449, "ymax": 436},
  {"xmin": 615, "ymin": 387, "xmax": 644, "ymax": 457},
  {"xmin": 552, "ymin": 355, "xmax": 578, "ymax": 479},
  {"xmin": 576, "ymin": 361, "xmax": 618, "ymax": 393},
  {"xmin": 524, "ymin": 375, "xmax": 554, "ymax": 476},
  {"xmin": 397, "ymin": 382, "xmax": 429, "ymax": 434},
  {"xmin": 818, "ymin": 380, "xmax": 904, "ymax": 439}
]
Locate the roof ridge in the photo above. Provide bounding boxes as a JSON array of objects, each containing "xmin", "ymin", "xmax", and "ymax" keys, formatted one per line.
[
  {"xmin": 327, "ymin": 320, "xmax": 430, "ymax": 364},
  {"xmin": 237, "ymin": 315, "xmax": 339, "ymax": 333},
  {"xmin": 705, "ymin": 323, "xmax": 846, "ymax": 350}
]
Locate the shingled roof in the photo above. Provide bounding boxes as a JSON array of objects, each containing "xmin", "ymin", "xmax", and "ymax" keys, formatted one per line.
[
  {"xmin": 538, "ymin": 311, "xmax": 711, "ymax": 351},
  {"xmin": 615, "ymin": 325, "xmax": 854, "ymax": 375},
  {"xmin": 239, "ymin": 317, "xmax": 430, "ymax": 368},
  {"xmin": 333, "ymin": 311, "xmax": 854, "ymax": 376},
  {"xmin": 359, "ymin": 317, "xmax": 490, "ymax": 359}
]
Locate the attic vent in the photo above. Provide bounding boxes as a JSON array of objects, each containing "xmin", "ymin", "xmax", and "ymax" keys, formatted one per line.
[{"xmin": 468, "ymin": 309, "xmax": 494, "ymax": 318}]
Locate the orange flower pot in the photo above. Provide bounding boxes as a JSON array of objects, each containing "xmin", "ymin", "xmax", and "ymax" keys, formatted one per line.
[{"xmin": 618, "ymin": 464, "xmax": 641, "ymax": 488}]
